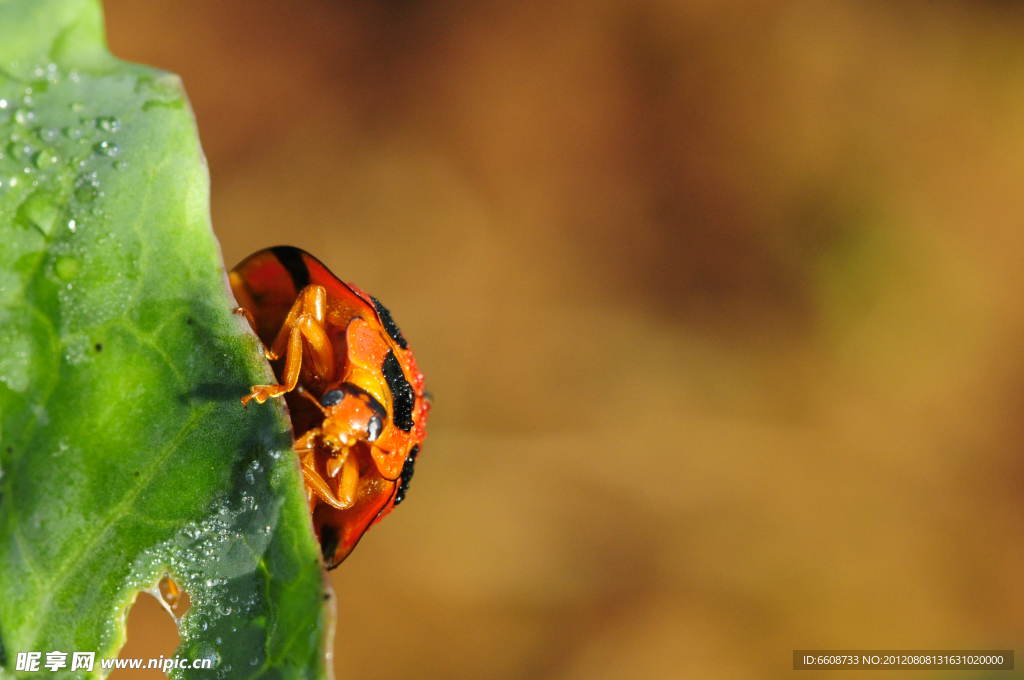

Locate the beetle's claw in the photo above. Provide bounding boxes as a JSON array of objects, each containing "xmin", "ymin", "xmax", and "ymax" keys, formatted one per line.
[
  {"xmin": 241, "ymin": 384, "xmax": 287, "ymax": 406},
  {"xmin": 233, "ymin": 306, "xmax": 257, "ymax": 331}
]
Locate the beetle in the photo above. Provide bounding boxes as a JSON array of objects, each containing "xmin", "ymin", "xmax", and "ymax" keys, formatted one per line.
[{"xmin": 229, "ymin": 246, "xmax": 429, "ymax": 568}]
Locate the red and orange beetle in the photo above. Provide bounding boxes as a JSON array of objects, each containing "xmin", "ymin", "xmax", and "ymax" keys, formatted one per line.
[{"xmin": 229, "ymin": 247, "xmax": 429, "ymax": 568}]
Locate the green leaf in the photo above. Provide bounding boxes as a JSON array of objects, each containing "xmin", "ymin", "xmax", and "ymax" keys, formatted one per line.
[{"xmin": 0, "ymin": 1, "xmax": 332, "ymax": 679}]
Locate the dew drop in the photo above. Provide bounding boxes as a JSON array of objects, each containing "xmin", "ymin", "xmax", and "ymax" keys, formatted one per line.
[
  {"xmin": 34, "ymin": 148, "xmax": 58, "ymax": 169},
  {"xmin": 13, "ymin": 108, "xmax": 34, "ymax": 125},
  {"xmin": 36, "ymin": 128, "xmax": 58, "ymax": 143},
  {"xmin": 55, "ymin": 256, "xmax": 80, "ymax": 281},
  {"xmin": 74, "ymin": 182, "xmax": 98, "ymax": 203},
  {"xmin": 113, "ymin": 160, "xmax": 128, "ymax": 171},
  {"xmin": 67, "ymin": 219, "xmax": 76, "ymax": 233},
  {"xmin": 8, "ymin": 140, "xmax": 34, "ymax": 162},
  {"xmin": 94, "ymin": 140, "xmax": 120, "ymax": 157},
  {"xmin": 17, "ymin": 191, "xmax": 58, "ymax": 235},
  {"xmin": 96, "ymin": 116, "xmax": 120, "ymax": 132}
]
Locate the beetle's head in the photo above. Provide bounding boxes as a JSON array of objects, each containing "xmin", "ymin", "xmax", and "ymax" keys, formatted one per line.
[{"xmin": 316, "ymin": 383, "xmax": 386, "ymax": 452}]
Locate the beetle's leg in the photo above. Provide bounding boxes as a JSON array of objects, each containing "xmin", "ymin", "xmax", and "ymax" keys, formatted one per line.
[
  {"xmin": 232, "ymin": 307, "xmax": 277, "ymax": 361},
  {"xmin": 294, "ymin": 429, "xmax": 320, "ymax": 453},
  {"xmin": 242, "ymin": 326, "xmax": 303, "ymax": 405},
  {"xmin": 267, "ymin": 293, "xmax": 305, "ymax": 360},
  {"xmin": 294, "ymin": 430, "xmax": 324, "ymax": 513},
  {"xmin": 294, "ymin": 428, "xmax": 354, "ymax": 510},
  {"xmin": 233, "ymin": 307, "xmax": 257, "ymax": 332},
  {"xmin": 337, "ymin": 448, "xmax": 359, "ymax": 507},
  {"xmin": 268, "ymin": 286, "xmax": 327, "ymax": 360},
  {"xmin": 241, "ymin": 287, "xmax": 335, "ymax": 405},
  {"xmin": 301, "ymin": 459, "xmax": 355, "ymax": 510},
  {"xmin": 241, "ymin": 317, "xmax": 335, "ymax": 405},
  {"xmin": 324, "ymin": 447, "xmax": 358, "ymax": 508},
  {"xmin": 294, "ymin": 315, "xmax": 336, "ymax": 386}
]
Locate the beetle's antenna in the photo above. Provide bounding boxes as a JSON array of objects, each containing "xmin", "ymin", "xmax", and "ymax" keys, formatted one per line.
[{"xmin": 296, "ymin": 386, "xmax": 329, "ymax": 415}]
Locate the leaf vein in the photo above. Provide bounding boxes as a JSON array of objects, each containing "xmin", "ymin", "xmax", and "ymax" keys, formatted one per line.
[{"xmin": 23, "ymin": 402, "xmax": 215, "ymax": 645}]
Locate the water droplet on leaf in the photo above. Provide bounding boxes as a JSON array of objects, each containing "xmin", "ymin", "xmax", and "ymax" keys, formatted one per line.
[
  {"xmin": 96, "ymin": 116, "xmax": 120, "ymax": 132},
  {"xmin": 13, "ymin": 108, "xmax": 34, "ymax": 125},
  {"xmin": 8, "ymin": 140, "xmax": 34, "ymax": 162},
  {"xmin": 16, "ymin": 190, "xmax": 58, "ymax": 235},
  {"xmin": 74, "ymin": 184, "xmax": 98, "ymax": 203},
  {"xmin": 55, "ymin": 256, "xmax": 80, "ymax": 281},
  {"xmin": 94, "ymin": 140, "xmax": 119, "ymax": 157},
  {"xmin": 34, "ymin": 148, "xmax": 58, "ymax": 169}
]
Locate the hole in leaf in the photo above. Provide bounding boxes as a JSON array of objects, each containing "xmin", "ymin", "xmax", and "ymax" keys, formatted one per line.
[{"xmin": 108, "ymin": 592, "xmax": 180, "ymax": 680}]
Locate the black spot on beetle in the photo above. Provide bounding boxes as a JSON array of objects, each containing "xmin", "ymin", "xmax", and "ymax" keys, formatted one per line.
[
  {"xmin": 271, "ymin": 246, "xmax": 310, "ymax": 291},
  {"xmin": 381, "ymin": 350, "xmax": 415, "ymax": 431},
  {"xmin": 394, "ymin": 445, "xmax": 419, "ymax": 506},
  {"xmin": 319, "ymin": 524, "xmax": 340, "ymax": 565},
  {"xmin": 94, "ymin": 343, "xmax": 102, "ymax": 352},
  {"xmin": 371, "ymin": 297, "xmax": 408, "ymax": 350}
]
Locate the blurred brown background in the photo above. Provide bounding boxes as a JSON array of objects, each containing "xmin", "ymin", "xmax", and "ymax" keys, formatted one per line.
[{"xmin": 101, "ymin": 1, "xmax": 1024, "ymax": 678}]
